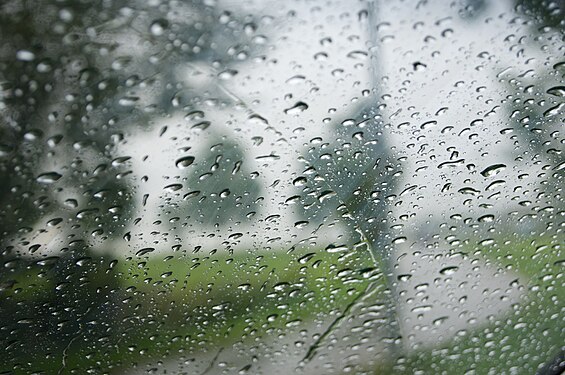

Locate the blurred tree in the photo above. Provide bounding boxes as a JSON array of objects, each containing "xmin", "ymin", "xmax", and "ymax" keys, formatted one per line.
[{"xmin": 0, "ymin": 0, "xmax": 263, "ymax": 372}]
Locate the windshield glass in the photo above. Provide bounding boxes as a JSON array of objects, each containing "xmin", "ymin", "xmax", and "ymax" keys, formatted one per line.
[{"xmin": 0, "ymin": 0, "xmax": 563, "ymax": 374}]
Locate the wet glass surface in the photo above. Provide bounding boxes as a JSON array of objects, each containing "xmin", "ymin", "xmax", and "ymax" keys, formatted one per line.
[{"xmin": 0, "ymin": 0, "xmax": 563, "ymax": 374}]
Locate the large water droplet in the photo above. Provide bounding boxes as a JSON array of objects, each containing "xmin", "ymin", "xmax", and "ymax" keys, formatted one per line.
[
  {"xmin": 543, "ymin": 103, "xmax": 564, "ymax": 118},
  {"xmin": 150, "ymin": 19, "xmax": 168, "ymax": 36},
  {"xmin": 546, "ymin": 86, "xmax": 565, "ymax": 97},
  {"xmin": 136, "ymin": 248, "xmax": 155, "ymax": 257},
  {"xmin": 37, "ymin": 172, "xmax": 62, "ymax": 184},
  {"xmin": 16, "ymin": 50, "xmax": 35, "ymax": 61},
  {"xmin": 481, "ymin": 164, "xmax": 506, "ymax": 177},
  {"xmin": 176, "ymin": 156, "xmax": 195, "ymax": 169},
  {"xmin": 439, "ymin": 266, "xmax": 459, "ymax": 275},
  {"xmin": 284, "ymin": 102, "xmax": 309, "ymax": 115}
]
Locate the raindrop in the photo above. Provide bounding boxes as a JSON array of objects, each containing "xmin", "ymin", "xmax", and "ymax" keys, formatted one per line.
[
  {"xmin": 458, "ymin": 187, "xmax": 480, "ymax": 195},
  {"xmin": 47, "ymin": 218, "xmax": 63, "ymax": 226},
  {"xmin": 433, "ymin": 316, "xmax": 449, "ymax": 326},
  {"xmin": 112, "ymin": 156, "xmax": 131, "ymax": 167},
  {"xmin": 439, "ymin": 266, "xmax": 459, "ymax": 275},
  {"xmin": 164, "ymin": 183, "xmax": 183, "ymax": 192},
  {"xmin": 398, "ymin": 274, "xmax": 412, "ymax": 281},
  {"xmin": 318, "ymin": 190, "xmax": 336, "ymax": 202},
  {"xmin": 284, "ymin": 102, "xmax": 309, "ymax": 115},
  {"xmin": 420, "ymin": 120, "xmax": 437, "ymax": 129},
  {"xmin": 218, "ymin": 69, "xmax": 238, "ymax": 80},
  {"xmin": 480, "ymin": 164, "xmax": 506, "ymax": 177},
  {"xmin": 298, "ymin": 253, "xmax": 315, "ymax": 264},
  {"xmin": 438, "ymin": 159, "xmax": 465, "ymax": 168},
  {"xmin": 294, "ymin": 221, "xmax": 308, "ymax": 228},
  {"xmin": 347, "ymin": 50, "xmax": 368, "ymax": 60},
  {"xmin": 118, "ymin": 97, "xmax": 139, "ymax": 106},
  {"xmin": 256, "ymin": 153, "xmax": 280, "ymax": 161},
  {"xmin": 36, "ymin": 172, "xmax": 62, "ymax": 184},
  {"xmin": 183, "ymin": 191, "xmax": 200, "ymax": 200},
  {"xmin": 546, "ymin": 86, "xmax": 565, "ymax": 97},
  {"xmin": 75, "ymin": 257, "xmax": 91, "ymax": 266},
  {"xmin": 65, "ymin": 199, "xmax": 78, "ymax": 208},
  {"xmin": 136, "ymin": 248, "xmax": 155, "ymax": 257},
  {"xmin": 325, "ymin": 244, "xmax": 349, "ymax": 253},
  {"xmin": 485, "ymin": 180, "xmax": 505, "ymax": 191},
  {"xmin": 543, "ymin": 103, "xmax": 564, "ymax": 118},
  {"xmin": 413, "ymin": 61, "xmax": 427, "ymax": 71},
  {"xmin": 286, "ymin": 75, "xmax": 306, "ymax": 85},
  {"xmin": 191, "ymin": 121, "xmax": 211, "ymax": 131},
  {"xmin": 176, "ymin": 156, "xmax": 195, "ymax": 169},
  {"xmin": 478, "ymin": 214, "xmax": 495, "ymax": 222},
  {"xmin": 248, "ymin": 114, "xmax": 269, "ymax": 125},
  {"xmin": 479, "ymin": 238, "xmax": 494, "ymax": 246},
  {"xmin": 293, "ymin": 177, "xmax": 307, "ymax": 187},
  {"xmin": 16, "ymin": 50, "xmax": 35, "ymax": 61},
  {"xmin": 35, "ymin": 257, "xmax": 60, "ymax": 267},
  {"xmin": 392, "ymin": 237, "xmax": 407, "ymax": 244},
  {"xmin": 150, "ymin": 19, "xmax": 168, "ymax": 36}
]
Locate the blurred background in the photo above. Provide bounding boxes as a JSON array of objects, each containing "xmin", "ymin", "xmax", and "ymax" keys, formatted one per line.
[{"xmin": 0, "ymin": 0, "xmax": 563, "ymax": 374}]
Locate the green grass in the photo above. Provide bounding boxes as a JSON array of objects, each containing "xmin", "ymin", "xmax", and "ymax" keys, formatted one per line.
[
  {"xmin": 396, "ymin": 235, "xmax": 564, "ymax": 374},
  {"xmin": 0, "ymin": 245, "xmax": 379, "ymax": 374},
  {"xmin": 2, "ymin": 234, "xmax": 561, "ymax": 374}
]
